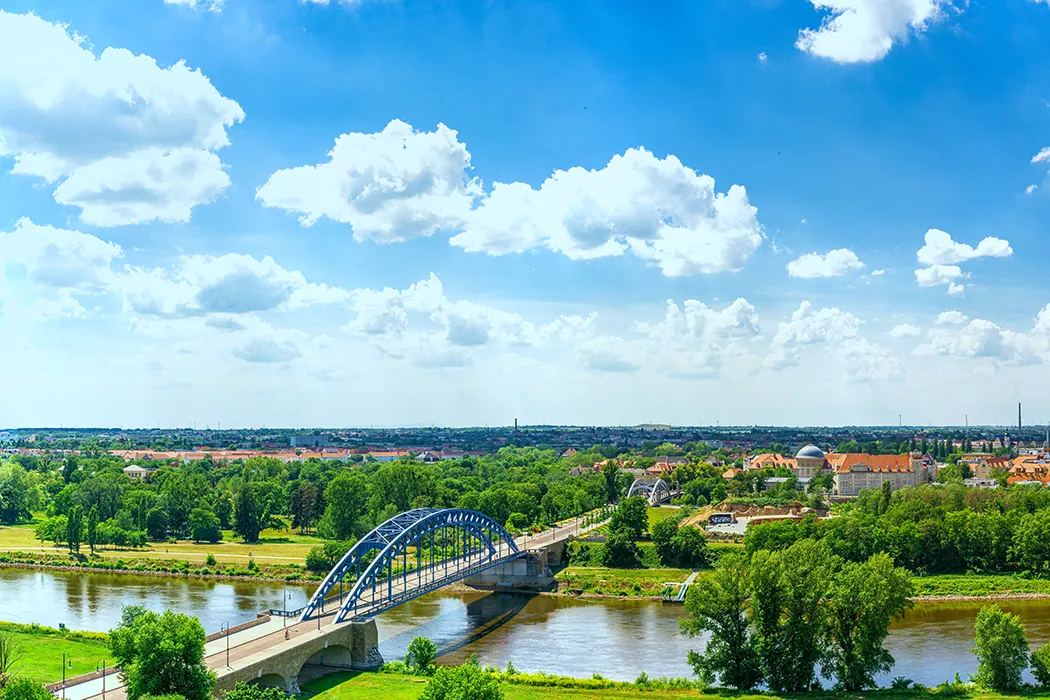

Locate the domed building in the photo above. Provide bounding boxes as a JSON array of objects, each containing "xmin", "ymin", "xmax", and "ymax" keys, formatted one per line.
[{"xmin": 794, "ymin": 444, "xmax": 826, "ymax": 479}]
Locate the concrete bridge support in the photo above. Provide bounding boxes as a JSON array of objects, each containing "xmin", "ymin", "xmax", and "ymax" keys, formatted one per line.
[
  {"xmin": 463, "ymin": 544, "xmax": 566, "ymax": 592},
  {"xmin": 212, "ymin": 620, "xmax": 382, "ymax": 696}
]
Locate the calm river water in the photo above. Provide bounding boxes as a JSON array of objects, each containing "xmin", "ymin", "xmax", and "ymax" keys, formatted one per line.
[{"xmin": 3, "ymin": 567, "xmax": 1049, "ymax": 686}]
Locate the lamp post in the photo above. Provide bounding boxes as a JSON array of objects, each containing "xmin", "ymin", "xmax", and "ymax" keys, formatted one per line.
[
  {"xmin": 220, "ymin": 621, "xmax": 230, "ymax": 668},
  {"xmin": 283, "ymin": 591, "xmax": 290, "ymax": 628},
  {"xmin": 95, "ymin": 660, "xmax": 107, "ymax": 700},
  {"xmin": 61, "ymin": 653, "xmax": 71, "ymax": 699}
]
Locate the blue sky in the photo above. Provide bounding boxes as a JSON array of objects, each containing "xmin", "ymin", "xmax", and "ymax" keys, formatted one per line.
[{"xmin": 1, "ymin": 0, "xmax": 1050, "ymax": 428}]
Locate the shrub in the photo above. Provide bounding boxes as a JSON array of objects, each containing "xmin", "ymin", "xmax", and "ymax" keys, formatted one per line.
[
  {"xmin": 602, "ymin": 532, "xmax": 642, "ymax": 568},
  {"xmin": 1, "ymin": 678, "xmax": 52, "ymax": 700},
  {"xmin": 219, "ymin": 682, "xmax": 284, "ymax": 700},
  {"xmin": 420, "ymin": 656, "xmax": 503, "ymax": 700},
  {"xmin": 891, "ymin": 676, "xmax": 913, "ymax": 690},
  {"xmin": 1032, "ymin": 643, "xmax": 1050, "ymax": 687},
  {"xmin": 205, "ymin": 554, "xmax": 217, "ymax": 567},
  {"xmin": 407, "ymin": 636, "xmax": 437, "ymax": 675}
]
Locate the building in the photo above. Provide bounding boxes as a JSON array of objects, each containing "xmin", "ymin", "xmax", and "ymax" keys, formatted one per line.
[
  {"xmin": 772, "ymin": 445, "xmax": 929, "ymax": 497},
  {"xmin": 122, "ymin": 465, "xmax": 153, "ymax": 481},
  {"xmin": 368, "ymin": 450, "xmax": 412, "ymax": 462},
  {"xmin": 291, "ymin": 435, "xmax": 330, "ymax": 448},
  {"xmin": 745, "ymin": 453, "xmax": 796, "ymax": 471}
]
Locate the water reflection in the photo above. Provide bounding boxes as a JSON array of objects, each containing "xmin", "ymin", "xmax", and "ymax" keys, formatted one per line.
[{"xmin": 4, "ymin": 567, "xmax": 1050, "ymax": 687}]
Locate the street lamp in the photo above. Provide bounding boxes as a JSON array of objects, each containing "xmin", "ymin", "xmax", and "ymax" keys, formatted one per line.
[
  {"xmin": 61, "ymin": 653, "xmax": 72, "ymax": 699},
  {"xmin": 220, "ymin": 622, "xmax": 230, "ymax": 668},
  {"xmin": 283, "ymin": 591, "xmax": 291, "ymax": 628},
  {"xmin": 95, "ymin": 660, "xmax": 107, "ymax": 700}
]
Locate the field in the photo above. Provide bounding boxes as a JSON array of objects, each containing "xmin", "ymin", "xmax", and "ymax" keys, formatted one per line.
[
  {"xmin": 911, "ymin": 574, "xmax": 1050, "ymax": 598},
  {"xmin": 0, "ymin": 622, "xmax": 110, "ymax": 686},
  {"xmin": 0, "ymin": 518, "xmax": 319, "ymax": 565},
  {"xmin": 555, "ymin": 565, "xmax": 692, "ymax": 597},
  {"xmin": 300, "ymin": 670, "xmax": 1050, "ymax": 700}
]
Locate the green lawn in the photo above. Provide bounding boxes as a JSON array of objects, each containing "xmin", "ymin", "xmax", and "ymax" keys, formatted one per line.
[
  {"xmin": 647, "ymin": 506, "xmax": 681, "ymax": 529},
  {"xmin": 0, "ymin": 623, "xmax": 110, "ymax": 686},
  {"xmin": 300, "ymin": 671, "xmax": 1050, "ymax": 700},
  {"xmin": 911, "ymin": 574, "xmax": 1050, "ymax": 597},
  {"xmin": 555, "ymin": 565, "xmax": 691, "ymax": 597}
]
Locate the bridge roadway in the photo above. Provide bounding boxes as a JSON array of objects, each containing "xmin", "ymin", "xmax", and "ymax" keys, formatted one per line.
[{"xmin": 56, "ymin": 512, "xmax": 604, "ymax": 700}]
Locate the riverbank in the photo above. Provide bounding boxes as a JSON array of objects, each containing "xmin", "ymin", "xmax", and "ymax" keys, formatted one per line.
[
  {"xmin": 301, "ymin": 670, "xmax": 1050, "ymax": 700},
  {"xmin": 0, "ymin": 621, "xmax": 109, "ymax": 686},
  {"xmin": 0, "ymin": 550, "xmax": 321, "ymax": 583}
]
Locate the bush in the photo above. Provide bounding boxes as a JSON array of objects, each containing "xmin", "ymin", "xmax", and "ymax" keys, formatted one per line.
[
  {"xmin": 1, "ymin": 678, "xmax": 52, "ymax": 700},
  {"xmin": 420, "ymin": 656, "xmax": 503, "ymax": 700},
  {"xmin": 1032, "ymin": 643, "xmax": 1050, "ymax": 687},
  {"xmin": 972, "ymin": 605, "xmax": 1029, "ymax": 691},
  {"xmin": 305, "ymin": 540, "xmax": 354, "ymax": 573},
  {"xmin": 220, "ymin": 682, "xmax": 284, "ymax": 700},
  {"xmin": 602, "ymin": 532, "xmax": 642, "ymax": 568},
  {"xmin": 205, "ymin": 554, "xmax": 217, "ymax": 567},
  {"xmin": 407, "ymin": 636, "xmax": 437, "ymax": 675}
]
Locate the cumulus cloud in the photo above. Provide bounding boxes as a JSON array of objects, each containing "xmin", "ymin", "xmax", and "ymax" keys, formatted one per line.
[
  {"xmin": 0, "ymin": 11, "xmax": 244, "ymax": 226},
  {"xmin": 32, "ymin": 290, "xmax": 87, "ymax": 320},
  {"xmin": 257, "ymin": 120, "xmax": 481, "ymax": 243},
  {"xmin": 458, "ymin": 148, "xmax": 764, "ymax": 276},
  {"xmin": 916, "ymin": 229, "xmax": 1013, "ymax": 265},
  {"xmin": 120, "ymin": 254, "xmax": 349, "ymax": 318},
  {"xmin": 935, "ymin": 310, "xmax": 967, "ymax": 325},
  {"xmin": 0, "ymin": 218, "xmax": 122, "ymax": 292},
  {"xmin": 765, "ymin": 301, "xmax": 860, "ymax": 369},
  {"xmin": 260, "ymin": 120, "xmax": 765, "ymax": 277},
  {"xmin": 1027, "ymin": 184, "xmax": 1038, "ymax": 195},
  {"xmin": 889, "ymin": 323, "xmax": 921, "ymax": 338},
  {"xmin": 786, "ymin": 248, "xmax": 864, "ymax": 278},
  {"xmin": 796, "ymin": 0, "xmax": 946, "ymax": 63}
]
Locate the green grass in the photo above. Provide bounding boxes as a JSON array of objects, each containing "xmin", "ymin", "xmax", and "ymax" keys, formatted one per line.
[
  {"xmin": 555, "ymin": 565, "xmax": 691, "ymax": 597},
  {"xmin": 910, "ymin": 574, "xmax": 1050, "ymax": 597},
  {"xmin": 300, "ymin": 670, "xmax": 1050, "ymax": 700},
  {"xmin": 0, "ymin": 623, "xmax": 110, "ymax": 686},
  {"xmin": 647, "ymin": 507, "xmax": 681, "ymax": 529}
]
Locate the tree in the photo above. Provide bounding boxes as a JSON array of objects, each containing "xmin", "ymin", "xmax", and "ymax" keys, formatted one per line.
[
  {"xmin": 145, "ymin": 508, "xmax": 167, "ymax": 541},
  {"xmin": 420, "ymin": 655, "xmax": 503, "ymax": 700},
  {"xmin": 972, "ymin": 605, "xmax": 1029, "ymax": 691},
  {"xmin": 0, "ymin": 465, "xmax": 40, "ymax": 525},
  {"xmin": 407, "ymin": 636, "xmax": 437, "ymax": 675},
  {"xmin": 213, "ymin": 493, "xmax": 233, "ymax": 530},
  {"xmin": 222, "ymin": 682, "xmax": 285, "ymax": 700},
  {"xmin": 290, "ymin": 482, "xmax": 319, "ymax": 534},
  {"xmin": 823, "ymin": 553, "xmax": 912, "ymax": 691},
  {"xmin": 0, "ymin": 632, "xmax": 24, "ymax": 682},
  {"xmin": 609, "ymin": 497, "xmax": 648, "ymax": 541},
  {"xmin": 66, "ymin": 505, "xmax": 83, "ymax": 553},
  {"xmin": 1032, "ymin": 643, "xmax": 1050, "ymax": 688},
  {"xmin": 749, "ymin": 540, "xmax": 831, "ymax": 692},
  {"xmin": 651, "ymin": 517, "xmax": 679, "ymax": 566},
  {"xmin": 233, "ymin": 485, "xmax": 266, "ymax": 543},
  {"xmin": 1, "ymin": 678, "xmax": 52, "ymax": 700},
  {"xmin": 320, "ymin": 471, "xmax": 367, "ymax": 541},
  {"xmin": 108, "ymin": 609, "xmax": 215, "ymax": 700},
  {"xmin": 33, "ymin": 516, "xmax": 67, "ymax": 548},
  {"xmin": 602, "ymin": 531, "xmax": 642, "ymax": 568},
  {"xmin": 671, "ymin": 526, "xmax": 708, "ymax": 569},
  {"xmin": 86, "ymin": 506, "xmax": 99, "ymax": 553},
  {"xmin": 681, "ymin": 553, "xmax": 763, "ymax": 690},
  {"xmin": 601, "ymin": 460, "xmax": 620, "ymax": 504},
  {"xmin": 188, "ymin": 508, "xmax": 221, "ymax": 544},
  {"xmin": 305, "ymin": 540, "xmax": 354, "ymax": 573},
  {"xmin": 1012, "ymin": 509, "xmax": 1050, "ymax": 575}
]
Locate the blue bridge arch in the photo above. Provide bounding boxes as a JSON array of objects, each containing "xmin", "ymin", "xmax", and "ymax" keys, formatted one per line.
[{"xmin": 299, "ymin": 508, "xmax": 523, "ymax": 623}]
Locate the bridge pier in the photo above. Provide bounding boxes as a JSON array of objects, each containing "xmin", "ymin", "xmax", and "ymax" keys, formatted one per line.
[
  {"xmin": 213, "ymin": 619, "xmax": 382, "ymax": 696},
  {"xmin": 463, "ymin": 548, "xmax": 560, "ymax": 591}
]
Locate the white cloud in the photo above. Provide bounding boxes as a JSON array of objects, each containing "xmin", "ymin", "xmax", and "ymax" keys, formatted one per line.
[
  {"xmin": 914, "ymin": 264, "xmax": 967, "ymax": 294},
  {"xmin": 120, "ymin": 254, "xmax": 349, "ymax": 317},
  {"xmin": 758, "ymin": 52, "xmax": 768, "ymax": 63},
  {"xmin": 935, "ymin": 310, "xmax": 967, "ymax": 325},
  {"xmin": 455, "ymin": 147, "xmax": 764, "ymax": 276},
  {"xmin": 870, "ymin": 269, "xmax": 886, "ymax": 276},
  {"xmin": 0, "ymin": 11, "xmax": 244, "ymax": 225},
  {"xmin": 164, "ymin": 0, "xmax": 224, "ymax": 11},
  {"xmin": 261, "ymin": 120, "xmax": 765, "ymax": 277},
  {"xmin": 1026, "ymin": 184, "xmax": 1038, "ymax": 195},
  {"xmin": 839, "ymin": 337, "xmax": 903, "ymax": 382},
  {"xmin": 786, "ymin": 248, "xmax": 864, "ymax": 278},
  {"xmin": 889, "ymin": 323, "xmax": 921, "ymax": 338},
  {"xmin": 257, "ymin": 120, "xmax": 481, "ymax": 243},
  {"xmin": 916, "ymin": 228, "xmax": 1013, "ymax": 265},
  {"xmin": 32, "ymin": 290, "xmax": 87, "ymax": 320},
  {"xmin": 0, "ymin": 218, "xmax": 122, "ymax": 292},
  {"xmin": 765, "ymin": 301, "xmax": 860, "ymax": 369},
  {"xmin": 796, "ymin": 0, "xmax": 946, "ymax": 64}
]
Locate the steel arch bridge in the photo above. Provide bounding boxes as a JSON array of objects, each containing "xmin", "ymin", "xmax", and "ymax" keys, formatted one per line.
[
  {"xmin": 626, "ymin": 477, "xmax": 672, "ymax": 505},
  {"xmin": 298, "ymin": 508, "xmax": 523, "ymax": 623}
]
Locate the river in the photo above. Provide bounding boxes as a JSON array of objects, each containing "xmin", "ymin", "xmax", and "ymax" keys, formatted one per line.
[{"xmin": 3, "ymin": 567, "xmax": 1049, "ymax": 686}]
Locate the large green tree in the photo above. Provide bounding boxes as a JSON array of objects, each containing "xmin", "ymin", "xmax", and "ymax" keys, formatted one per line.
[
  {"xmin": 823, "ymin": 553, "xmax": 912, "ymax": 690},
  {"xmin": 233, "ymin": 484, "xmax": 267, "ymax": 543},
  {"xmin": 108, "ymin": 608, "xmax": 215, "ymax": 700},
  {"xmin": 609, "ymin": 497, "xmax": 648, "ymax": 541},
  {"xmin": 681, "ymin": 553, "xmax": 763, "ymax": 690},
  {"xmin": 972, "ymin": 605, "xmax": 1030, "ymax": 691},
  {"xmin": 66, "ymin": 505, "xmax": 83, "ymax": 553},
  {"xmin": 320, "ymin": 471, "xmax": 368, "ymax": 540}
]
